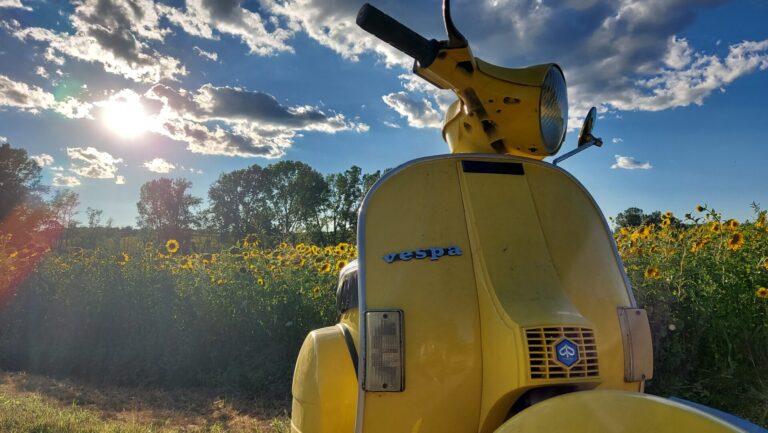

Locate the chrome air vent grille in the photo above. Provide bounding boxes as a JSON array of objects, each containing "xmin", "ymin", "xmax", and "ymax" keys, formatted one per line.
[{"xmin": 525, "ymin": 326, "xmax": 599, "ymax": 380}]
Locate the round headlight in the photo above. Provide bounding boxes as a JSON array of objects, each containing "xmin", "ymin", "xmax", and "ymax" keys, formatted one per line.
[{"xmin": 539, "ymin": 66, "xmax": 568, "ymax": 155}]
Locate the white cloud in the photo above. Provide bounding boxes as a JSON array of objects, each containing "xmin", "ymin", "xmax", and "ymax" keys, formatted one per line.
[
  {"xmin": 193, "ymin": 46, "xmax": 218, "ymax": 61},
  {"xmin": 664, "ymin": 36, "xmax": 693, "ymax": 70},
  {"xmin": 8, "ymin": 0, "xmax": 187, "ymax": 83},
  {"xmin": 0, "ymin": 0, "xmax": 30, "ymax": 11},
  {"xmin": 55, "ymin": 97, "xmax": 93, "ymax": 119},
  {"xmin": 31, "ymin": 153, "xmax": 54, "ymax": 167},
  {"xmin": 383, "ymin": 121, "xmax": 401, "ymax": 128},
  {"xmin": 611, "ymin": 39, "xmax": 768, "ymax": 113},
  {"xmin": 0, "ymin": 74, "xmax": 92, "ymax": 118},
  {"xmin": 612, "ymin": 138, "xmax": 624, "ymax": 144},
  {"xmin": 143, "ymin": 157, "xmax": 176, "ymax": 173},
  {"xmin": 52, "ymin": 173, "xmax": 81, "ymax": 187},
  {"xmin": 66, "ymin": 147, "xmax": 122, "ymax": 179},
  {"xmin": 114, "ymin": 175, "xmax": 125, "ymax": 185},
  {"xmin": 180, "ymin": 166, "xmax": 203, "ymax": 174},
  {"xmin": 158, "ymin": 0, "xmax": 293, "ymax": 56},
  {"xmin": 133, "ymin": 83, "xmax": 368, "ymax": 157},
  {"xmin": 0, "ymin": 74, "xmax": 56, "ymax": 113},
  {"xmin": 611, "ymin": 155, "xmax": 652, "ymax": 170},
  {"xmin": 266, "ymin": 0, "xmax": 411, "ymax": 68},
  {"xmin": 0, "ymin": 136, "xmax": 7, "ymax": 144},
  {"xmin": 34, "ymin": 66, "xmax": 49, "ymax": 78},
  {"xmin": 382, "ymin": 92, "xmax": 442, "ymax": 129}
]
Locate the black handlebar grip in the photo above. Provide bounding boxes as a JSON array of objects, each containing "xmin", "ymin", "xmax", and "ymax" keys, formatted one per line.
[{"xmin": 356, "ymin": 3, "xmax": 440, "ymax": 67}]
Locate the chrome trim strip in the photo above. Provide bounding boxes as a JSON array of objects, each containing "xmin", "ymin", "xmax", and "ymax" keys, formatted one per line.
[{"xmin": 354, "ymin": 153, "xmax": 636, "ymax": 433}]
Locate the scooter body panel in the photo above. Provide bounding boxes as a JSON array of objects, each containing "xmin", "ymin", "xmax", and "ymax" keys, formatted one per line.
[{"xmin": 495, "ymin": 390, "xmax": 745, "ymax": 433}]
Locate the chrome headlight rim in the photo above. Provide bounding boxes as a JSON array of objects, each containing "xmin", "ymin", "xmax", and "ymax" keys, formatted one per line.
[{"xmin": 539, "ymin": 65, "xmax": 568, "ymax": 155}]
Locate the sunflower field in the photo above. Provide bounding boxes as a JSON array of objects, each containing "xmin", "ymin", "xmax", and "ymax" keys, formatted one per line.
[
  {"xmin": 617, "ymin": 205, "xmax": 768, "ymax": 424},
  {"xmin": 0, "ymin": 235, "xmax": 355, "ymax": 398},
  {"xmin": 0, "ymin": 206, "xmax": 766, "ymax": 424}
]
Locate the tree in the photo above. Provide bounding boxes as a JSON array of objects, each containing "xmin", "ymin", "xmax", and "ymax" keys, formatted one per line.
[
  {"xmin": 136, "ymin": 178, "xmax": 202, "ymax": 250},
  {"xmin": 49, "ymin": 190, "xmax": 80, "ymax": 229},
  {"xmin": 322, "ymin": 166, "xmax": 384, "ymax": 243},
  {"xmin": 262, "ymin": 161, "xmax": 328, "ymax": 241},
  {"xmin": 207, "ymin": 164, "xmax": 273, "ymax": 243},
  {"xmin": 325, "ymin": 166, "xmax": 363, "ymax": 243},
  {"xmin": 0, "ymin": 142, "xmax": 47, "ymax": 222},
  {"xmin": 614, "ymin": 207, "xmax": 663, "ymax": 229},
  {"xmin": 86, "ymin": 207, "xmax": 103, "ymax": 228}
]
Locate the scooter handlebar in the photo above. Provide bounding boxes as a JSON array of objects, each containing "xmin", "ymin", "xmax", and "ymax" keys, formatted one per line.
[{"xmin": 356, "ymin": 3, "xmax": 440, "ymax": 67}]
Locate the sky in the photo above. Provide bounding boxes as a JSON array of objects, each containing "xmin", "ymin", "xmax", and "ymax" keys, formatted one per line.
[{"xmin": 0, "ymin": 0, "xmax": 766, "ymax": 227}]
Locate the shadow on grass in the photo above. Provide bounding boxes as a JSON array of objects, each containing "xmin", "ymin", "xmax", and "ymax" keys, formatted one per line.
[{"xmin": 0, "ymin": 370, "xmax": 290, "ymax": 431}]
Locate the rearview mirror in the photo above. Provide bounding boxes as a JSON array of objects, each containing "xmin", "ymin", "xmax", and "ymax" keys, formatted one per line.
[
  {"xmin": 552, "ymin": 107, "xmax": 603, "ymax": 165},
  {"xmin": 577, "ymin": 107, "xmax": 599, "ymax": 147}
]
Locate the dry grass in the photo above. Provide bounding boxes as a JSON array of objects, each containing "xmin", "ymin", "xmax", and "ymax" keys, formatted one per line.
[{"xmin": 0, "ymin": 370, "xmax": 290, "ymax": 432}]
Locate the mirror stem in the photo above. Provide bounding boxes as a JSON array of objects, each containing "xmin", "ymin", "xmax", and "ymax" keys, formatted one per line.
[{"xmin": 552, "ymin": 137, "xmax": 603, "ymax": 166}]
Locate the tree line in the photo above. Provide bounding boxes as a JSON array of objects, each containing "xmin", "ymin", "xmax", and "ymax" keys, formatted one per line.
[
  {"xmin": 136, "ymin": 161, "xmax": 382, "ymax": 249},
  {"xmin": 0, "ymin": 141, "xmax": 383, "ymax": 250}
]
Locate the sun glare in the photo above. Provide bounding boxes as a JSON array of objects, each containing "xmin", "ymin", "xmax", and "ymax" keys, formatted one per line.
[{"xmin": 101, "ymin": 97, "xmax": 151, "ymax": 139}]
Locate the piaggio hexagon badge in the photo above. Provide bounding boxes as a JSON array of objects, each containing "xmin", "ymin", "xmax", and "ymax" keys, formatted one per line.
[{"xmin": 554, "ymin": 338, "xmax": 580, "ymax": 368}]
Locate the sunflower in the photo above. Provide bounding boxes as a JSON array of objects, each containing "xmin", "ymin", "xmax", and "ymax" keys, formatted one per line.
[
  {"xmin": 762, "ymin": 258, "xmax": 768, "ymax": 271},
  {"xmin": 165, "ymin": 239, "xmax": 180, "ymax": 254},
  {"xmin": 644, "ymin": 267, "xmax": 661, "ymax": 279},
  {"xmin": 660, "ymin": 218, "xmax": 670, "ymax": 228},
  {"xmin": 757, "ymin": 213, "xmax": 767, "ymax": 229},
  {"xmin": 319, "ymin": 262, "xmax": 332, "ymax": 273},
  {"xmin": 726, "ymin": 219, "xmax": 739, "ymax": 230},
  {"xmin": 181, "ymin": 257, "xmax": 193, "ymax": 269},
  {"xmin": 257, "ymin": 277, "xmax": 264, "ymax": 286},
  {"xmin": 336, "ymin": 259, "xmax": 348, "ymax": 271},
  {"xmin": 312, "ymin": 286, "xmax": 321, "ymax": 297},
  {"xmin": 117, "ymin": 252, "xmax": 130, "ymax": 265},
  {"xmin": 664, "ymin": 211, "xmax": 673, "ymax": 219},
  {"xmin": 726, "ymin": 232, "xmax": 745, "ymax": 251},
  {"xmin": 243, "ymin": 234, "xmax": 259, "ymax": 247},
  {"xmin": 641, "ymin": 225, "xmax": 654, "ymax": 238},
  {"xmin": 709, "ymin": 222, "xmax": 721, "ymax": 233},
  {"xmin": 696, "ymin": 205, "xmax": 705, "ymax": 212},
  {"xmin": 756, "ymin": 287, "xmax": 768, "ymax": 299}
]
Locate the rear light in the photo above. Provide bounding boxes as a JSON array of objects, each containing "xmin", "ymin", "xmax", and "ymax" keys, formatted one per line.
[{"xmin": 364, "ymin": 310, "xmax": 404, "ymax": 392}]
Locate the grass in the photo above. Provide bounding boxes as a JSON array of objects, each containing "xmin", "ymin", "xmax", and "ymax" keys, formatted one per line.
[{"xmin": 0, "ymin": 371, "xmax": 290, "ymax": 433}]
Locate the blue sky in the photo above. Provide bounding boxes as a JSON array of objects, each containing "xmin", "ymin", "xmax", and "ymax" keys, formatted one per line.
[{"xmin": 0, "ymin": 0, "xmax": 766, "ymax": 227}]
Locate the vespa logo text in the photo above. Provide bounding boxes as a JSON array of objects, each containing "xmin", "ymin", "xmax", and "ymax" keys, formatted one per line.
[{"xmin": 383, "ymin": 246, "xmax": 463, "ymax": 264}]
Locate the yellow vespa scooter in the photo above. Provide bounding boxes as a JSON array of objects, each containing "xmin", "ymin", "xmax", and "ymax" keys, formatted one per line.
[{"xmin": 290, "ymin": 2, "xmax": 762, "ymax": 433}]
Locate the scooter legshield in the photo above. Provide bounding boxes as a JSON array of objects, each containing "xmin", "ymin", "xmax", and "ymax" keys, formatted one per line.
[{"xmin": 495, "ymin": 390, "xmax": 746, "ymax": 433}]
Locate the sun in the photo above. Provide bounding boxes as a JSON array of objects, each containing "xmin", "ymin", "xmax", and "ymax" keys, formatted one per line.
[{"xmin": 101, "ymin": 96, "xmax": 151, "ymax": 139}]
